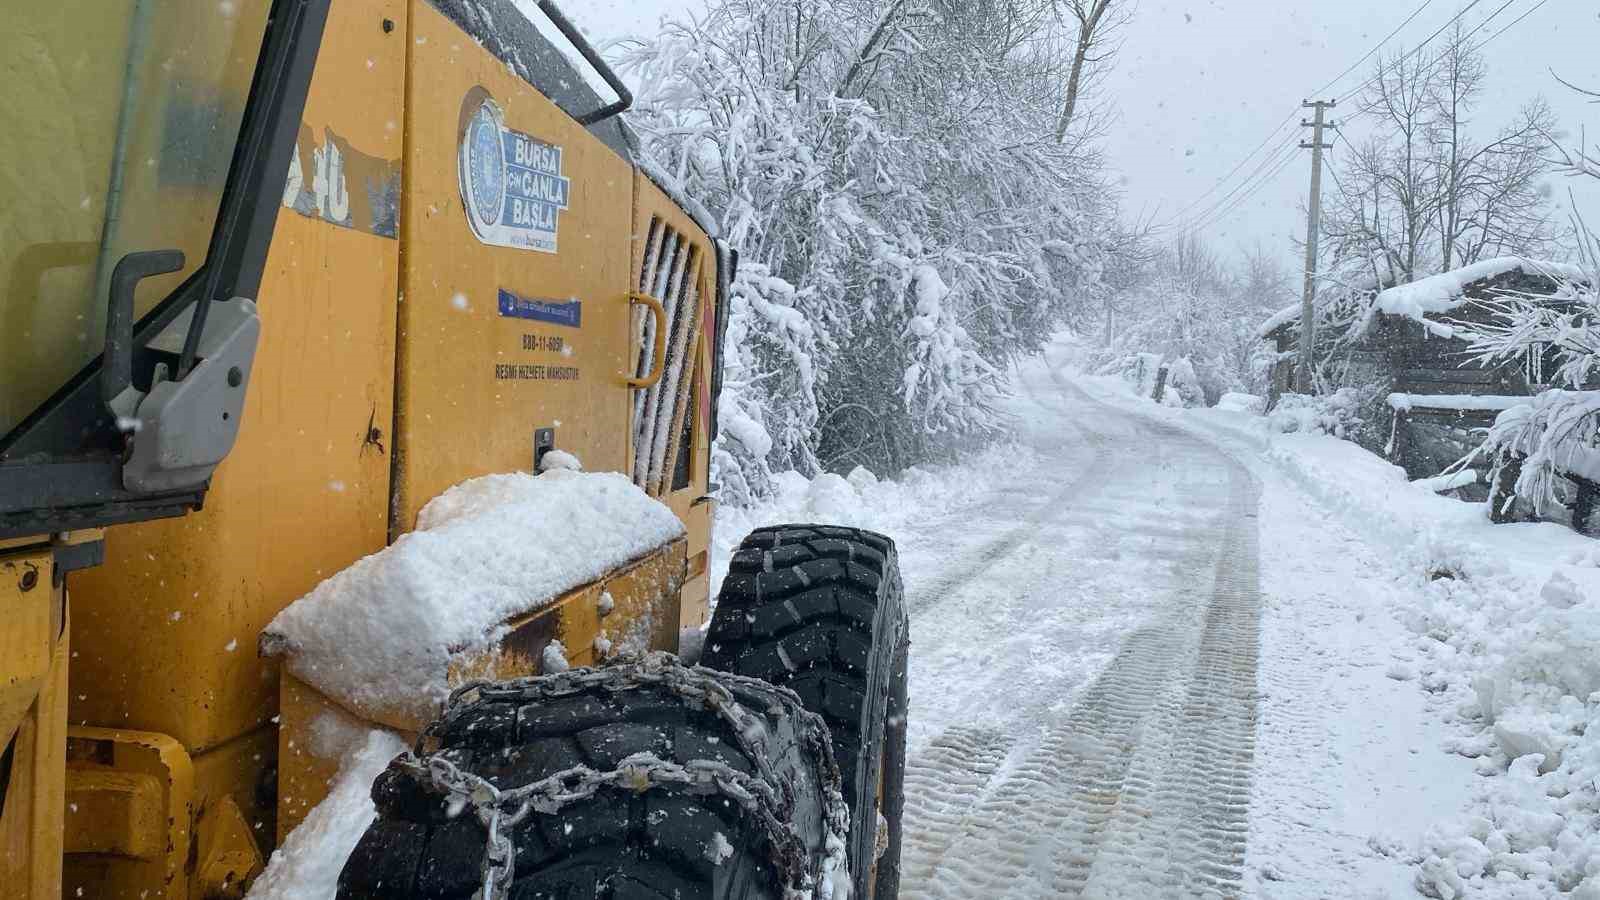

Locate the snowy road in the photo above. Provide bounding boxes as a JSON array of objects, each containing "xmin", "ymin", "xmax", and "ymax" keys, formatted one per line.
[
  {"xmin": 711, "ymin": 340, "xmax": 1501, "ymax": 899},
  {"xmin": 896, "ymin": 352, "xmax": 1264, "ymax": 899}
]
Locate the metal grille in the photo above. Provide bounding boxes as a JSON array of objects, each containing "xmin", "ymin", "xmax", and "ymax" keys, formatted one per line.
[{"xmin": 632, "ymin": 216, "xmax": 705, "ymax": 496}]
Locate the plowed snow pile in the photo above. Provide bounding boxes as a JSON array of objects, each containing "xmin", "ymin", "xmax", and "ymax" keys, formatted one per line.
[{"xmin": 1204, "ymin": 411, "xmax": 1600, "ymax": 899}]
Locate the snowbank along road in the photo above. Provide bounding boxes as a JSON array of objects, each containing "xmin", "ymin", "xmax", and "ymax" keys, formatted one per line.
[{"xmin": 898, "ymin": 353, "xmax": 1264, "ymax": 899}]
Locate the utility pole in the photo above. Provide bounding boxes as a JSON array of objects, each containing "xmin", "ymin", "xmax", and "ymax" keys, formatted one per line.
[{"xmin": 1297, "ymin": 99, "xmax": 1336, "ymax": 394}]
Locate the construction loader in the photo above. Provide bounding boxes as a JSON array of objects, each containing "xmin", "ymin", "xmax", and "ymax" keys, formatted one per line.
[{"xmin": 0, "ymin": 1, "xmax": 907, "ymax": 897}]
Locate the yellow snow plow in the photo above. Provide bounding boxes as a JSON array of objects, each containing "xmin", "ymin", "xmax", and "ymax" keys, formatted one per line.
[{"xmin": 0, "ymin": 1, "xmax": 905, "ymax": 898}]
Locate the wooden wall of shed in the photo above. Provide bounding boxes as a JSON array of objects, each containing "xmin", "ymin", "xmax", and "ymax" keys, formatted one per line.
[{"xmin": 1371, "ymin": 317, "xmax": 1531, "ymax": 396}]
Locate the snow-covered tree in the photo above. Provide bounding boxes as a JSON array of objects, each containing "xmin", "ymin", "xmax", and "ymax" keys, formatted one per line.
[
  {"xmin": 1322, "ymin": 25, "xmax": 1560, "ymax": 282},
  {"xmin": 1096, "ymin": 234, "xmax": 1291, "ymax": 402},
  {"xmin": 620, "ymin": 0, "xmax": 1118, "ymax": 493}
]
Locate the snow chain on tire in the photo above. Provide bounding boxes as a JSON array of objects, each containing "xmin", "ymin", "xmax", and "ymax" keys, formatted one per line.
[
  {"xmin": 339, "ymin": 652, "xmax": 851, "ymax": 900},
  {"xmin": 703, "ymin": 524, "xmax": 908, "ymax": 900}
]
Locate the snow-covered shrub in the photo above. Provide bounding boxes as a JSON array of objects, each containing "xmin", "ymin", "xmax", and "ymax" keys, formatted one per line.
[
  {"xmin": 1476, "ymin": 391, "xmax": 1600, "ymax": 520},
  {"xmin": 1097, "ymin": 353, "xmax": 1164, "ymax": 398},
  {"xmin": 1267, "ymin": 388, "xmax": 1368, "ymax": 438},
  {"xmin": 1096, "ymin": 238, "xmax": 1294, "ymax": 401},
  {"xmin": 1161, "ymin": 356, "xmax": 1206, "ymax": 408},
  {"xmin": 1455, "ymin": 230, "xmax": 1600, "ymax": 517},
  {"xmin": 621, "ymin": 0, "xmax": 1115, "ymax": 498},
  {"xmin": 711, "ymin": 264, "xmax": 824, "ymax": 506},
  {"xmin": 1216, "ymin": 392, "xmax": 1266, "ymax": 414}
]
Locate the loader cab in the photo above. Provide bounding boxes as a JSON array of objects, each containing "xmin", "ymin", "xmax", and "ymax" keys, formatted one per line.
[{"xmin": 0, "ymin": 0, "xmax": 326, "ymax": 539}]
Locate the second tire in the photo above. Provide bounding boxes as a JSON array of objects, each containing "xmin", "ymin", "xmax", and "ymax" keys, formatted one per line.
[{"xmin": 703, "ymin": 524, "xmax": 908, "ymax": 900}]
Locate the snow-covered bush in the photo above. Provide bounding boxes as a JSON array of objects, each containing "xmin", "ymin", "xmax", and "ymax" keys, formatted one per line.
[
  {"xmin": 1097, "ymin": 237, "xmax": 1294, "ymax": 401},
  {"xmin": 711, "ymin": 264, "xmax": 822, "ymax": 506},
  {"xmin": 1476, "ymin": 391, "xmax": 1600, "ymax": 519},
  {"xmin": 1216, "ymin": 392, "xmax": 1266, "ymax": 414},
  {"xmin": 621, "ymin": 0, "xmax": 1115, "ymax": 496},
  {"xmin": 1267, "ymin": 388, "xmax": 1369, "ymax": 438},
  {"xmin": 1098, "ymin": 352, "xmax": 1164, "ymax": 398},
  {"xmin": 1161, "ymin": 356, "xmax": 1206, "ymax": 408},
  {"xmin": 1455, "ymin": 231, "xmax": 1600, "ymax": 517}
]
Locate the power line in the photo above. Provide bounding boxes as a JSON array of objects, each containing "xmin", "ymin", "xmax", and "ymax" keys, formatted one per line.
[
  {"xmin": 1160, "ymin": 0, "xmax": 1452, "ymax": 230},
  {"xmin": 1471, "ymin": 0, "xmax": 1555, "ymax": 48},
  {"xmin": 1158, "ymin": 111, "xmax": 1301, "ymax": 226},
  {"xmin": 1334, "ymin": 0, "xmax": 1491, "ymax": 104},
  {"xmin": 1166, "ymin": 136, "xmax": 1301, "ymax": 233},
  {"xmin": 1308, "ymin": 0, "xmax": 1439, "ymax": 98},
  {"xmin": 1338, "ymin": 0, "xmax": 1552, "ymax": 128},
  {"xmin": 1458, "ymin": 0, "xmax": 1524, "ymax": 45},
  {"xmin": 1324, "ymin": 131, "xmax": 1348, "ymax": 196},
  {"xmin": 1159, "ymin": 0, "xmax": 1552, "ymax": 236},
  {"xmin": 1182, "ymin": 138, "xmax": 1305, "ymax": 235}
]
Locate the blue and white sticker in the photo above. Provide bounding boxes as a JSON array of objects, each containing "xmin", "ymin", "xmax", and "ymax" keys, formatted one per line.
[
  {"xmin": 498, "ymin": 289, "xmax": 581, "ymax": 327},
  {"xmin": 458, "ymin": 98, "xmax": 571, "ymax": 253}
]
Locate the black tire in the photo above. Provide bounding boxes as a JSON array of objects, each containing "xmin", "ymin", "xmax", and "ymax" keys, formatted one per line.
[
  {"xmin": 702, "ymin": 525, "xmax": 908, "ymax": 900},
  {"xmin": 338, "ymin": 655, "xmax": 849, "ymax": 899}
]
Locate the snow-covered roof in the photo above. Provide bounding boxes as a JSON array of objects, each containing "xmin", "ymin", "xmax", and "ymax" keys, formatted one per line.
[
  {"xmin": 1373, "ymin": 257, "xmax": 1584, "ymax": 321},
  {"xmin": 260, "ymin": 470, "xmax": 686, "ymax": 730},
  {"xmin": 1255, "ymin": 257, "xmax": 1584, "ymax": 339},
  {"xmin": 1387, "ymin": 393, "xmax": 1531, "ymax": 413},
  {"xmin": 1255, "ymin": 256, "xmax": 1399, "ymax": 338},
  {"xmin": 1256, "ymin": 302, "xmax": 1304, "ymax": 339}
]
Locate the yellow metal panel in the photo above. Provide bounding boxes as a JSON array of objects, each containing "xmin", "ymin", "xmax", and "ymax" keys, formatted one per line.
[
  {"xmin": 64, "ymin": 0, "xmax": 406, "ymax": 758},
  {"xmin": 189, "ymin": 725, "xmax": 277, "ymax": 889},
  {"xmin": 274, "ymin": 673, "xmax": 402, "ymax": 844},
  {"xmin": 0, "ymin": 573, "xmax": 65, "ymax": 900},
  {"xmin": 0, "ymin": 551, "xmax": 51, "ymax": 751},
  {"xmin": 392, "ymin": 1, "xmax": 635, "ymax": 531},
  {"xmin": 63, "ymin": 770, "xmax": 164, "ymax": 859},
  {"xmin": 62, "ymin": 727, "xmax": 195, "ymax": 899}
]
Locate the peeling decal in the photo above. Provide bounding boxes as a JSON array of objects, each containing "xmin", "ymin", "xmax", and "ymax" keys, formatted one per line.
[
  {"xmin": 458, "ymin": 96, "xmax": 571, "ymax": 254},
  {"xmin": 281, "ymin": 124, "xmax": 401, "ymax": 239}
]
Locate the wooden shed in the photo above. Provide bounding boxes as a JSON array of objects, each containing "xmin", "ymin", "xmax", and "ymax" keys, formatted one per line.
[{"xmin": 1259, "ymin": 257, "xmax": 1584, "ymax": 485}]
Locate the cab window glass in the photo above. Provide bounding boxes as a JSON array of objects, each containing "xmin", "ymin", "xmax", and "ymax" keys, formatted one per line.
[{"xmin": 0, "ymin": 0, "xmax": 273, "ymax": 438}]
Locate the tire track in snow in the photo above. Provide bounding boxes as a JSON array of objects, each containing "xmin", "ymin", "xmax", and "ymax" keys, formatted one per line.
[
  {"xmin": 899, "ymin": 728, "xmax": 1016, "ymax": 889},
  {"xmin": 901, "ymin": 375, "xmax": 1264, "ymax": 899},
  {"xmin": 905, "ymin": 360, "xmax": 1116, "ymax": 617}
]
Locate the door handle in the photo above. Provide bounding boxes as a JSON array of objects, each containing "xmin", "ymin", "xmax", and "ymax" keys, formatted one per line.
[
  {"xmin": 101, "ymin": 249, "xmax": 185, "ymax": 408},
  {"xmin": 627, "ymin": 292, "xmax": 668, "ymax": 389}
]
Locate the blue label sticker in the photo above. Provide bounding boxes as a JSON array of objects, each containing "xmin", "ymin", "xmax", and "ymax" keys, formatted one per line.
[{"xmin": 498, "ymin": 289, "xmax": 581, "ymax": 328}]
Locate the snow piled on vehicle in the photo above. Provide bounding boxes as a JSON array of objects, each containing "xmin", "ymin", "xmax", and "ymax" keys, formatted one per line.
[
  {"xmin": 246, "ymin": 728, "xmax": 405, "ymax": 900},
  {"xmin": 261, "ymin": 470, "xmax": 684, "ymax": 728}
]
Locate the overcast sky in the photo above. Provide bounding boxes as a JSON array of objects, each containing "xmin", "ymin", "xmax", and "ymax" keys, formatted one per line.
[{"xmin": 564, "ymin": 0, "xmax": 1599, "ymax": 266}]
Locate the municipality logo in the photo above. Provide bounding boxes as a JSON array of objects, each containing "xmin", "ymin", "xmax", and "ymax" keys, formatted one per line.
[{"xmin": 459, "ymin": 96, "xmax": 572, "ymax": 253}]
